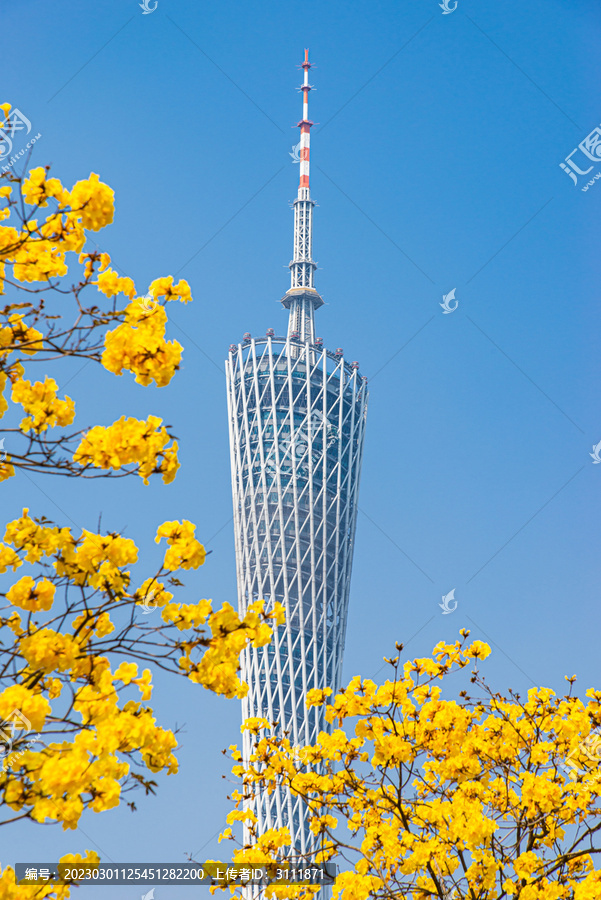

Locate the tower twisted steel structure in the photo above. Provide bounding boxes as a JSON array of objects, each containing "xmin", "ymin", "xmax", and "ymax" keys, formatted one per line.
[{"xmin": 225, "ymin": 51, "xmax": 368, "ymax": 860}]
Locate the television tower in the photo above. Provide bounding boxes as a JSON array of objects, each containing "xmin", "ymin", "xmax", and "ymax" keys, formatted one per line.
[{"xmin": 225, "ymin": 50, "xmax": 368, "ymax": 863}]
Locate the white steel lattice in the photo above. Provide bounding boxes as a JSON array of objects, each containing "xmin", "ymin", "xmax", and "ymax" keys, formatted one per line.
[
  {"xmin": 225, "ymin": 337, "xmax": 368, "ymax": 857},
  {"xmin": 291, "ymin": 196, "xmax": 315, "ymax": 289}
]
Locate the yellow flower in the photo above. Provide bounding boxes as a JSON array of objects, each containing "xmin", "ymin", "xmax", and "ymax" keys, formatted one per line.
[
  {"xmin": 68, "ymin": 173, "xmax": 114, "ymax": 230},
  {"xmin": 158, "ymin": 441, "xmax": 180, "ymax": 484},
  {"xmin": 97, "ymin": 268, "xmax": 136, "ymax": 300},
  {"xmin": 5, "ymin": 612, "xmax": 23, "ymax": 636},
  {"xmin": 11, "ymin": 375, "xmax": 75, "ymax": 432},
  {"xmin": 134, "ymin": 578, "xmax": 173, "ymax": 610},
  {"xmin": 0, "ymin": 684, "xmax": 51, "ymax": 731},
  {"xmin": 307, "ymin": 687, "xmax": 333, "ymax": 707},
  {"xmin": 241, "ymin": 717, "xmax": 271, "ymax": 733},
  {"xmin": 226, "ymin": 808, "xmax": 256, "ymax": 824},
  {"xmin": 161, "ymin": 599, "xmax": 212, "ymax": 630},
  {"xmin": 73, "ymin": 415, "xmax": 179, "ymax": 485},
  {"xmin": 270, "ymin": 601, "xmax": 286, "ymax": 626},
  {"xmin": 20, "ymin": 628, "xmax": 79, "ymax": 674},
  {"xmin": 155, "ymin": 519, "xmax": 206, "ymax": 570},
  {"xmin": 3, "ymin": 507, "xmax": 73, "ymax": 563},
  {"xmin": 94, "ymin": 611, "xmax": 115, "ymax": 637},
  {"xmin": 6, "ymin": 575, "xmax": 55, "ymax": 611},
  {"xmin": 23, "ymin": 167, "xmax": 68, "ymax": 208},
  {"xmin": 309, "ymin": 813, "xmax": 337, "ymax": 834},
  {"xmin": 0, "ymin": 372, "xmax": 8, "ymax": 418},
  {"xmin": 11, "ymin": 224, "xmax": 70, "ymax": 283},
  {"xmin": 51, "ymin": 528, "xmax": 137, "ymax": 593},
  {"xmin": 133, "ymin": 669, "xmax": 153, "ymax": 701},
  {"xmin": 102, "ymin": 301, "xmax": 183, "ymax": 387},
  {"xmin": 0, "ymin": 314, "xmax": 44, "ymax": 354},
  {"xmin": 0, "ymin": 459, "xmax": 15, "ymax": 482},
  {"xmin": 0, "ymin": 543, "xmax": 21, "ymax": 573},
  {"xmin": 148, "ymin": 276, "xmax": 192, "ymax": 303},
  {"xmin": 114, "ymin": 662, "xmax": 139, "ymax": 685},
  {"xmin": 46, "ymin": 678, "xmax": 63, "ymax": 699}
]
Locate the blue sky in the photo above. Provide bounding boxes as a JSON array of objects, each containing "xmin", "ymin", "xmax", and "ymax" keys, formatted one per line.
[{"xmin": 1, "ymin": 0, "xmax": 601, "ymax": 894}]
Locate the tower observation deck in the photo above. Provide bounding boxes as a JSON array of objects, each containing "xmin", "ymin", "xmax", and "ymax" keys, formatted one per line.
[{"xmin": 225, "ymin": 50, "xmax": 368, "ymax": 868}]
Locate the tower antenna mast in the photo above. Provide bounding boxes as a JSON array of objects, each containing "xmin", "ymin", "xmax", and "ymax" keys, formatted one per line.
[
  {"xmin": 282, "ymin": 49, "xmax": 324, "ymax": 342},
  {"xmin": 298, "ymin": 47, "xmax": 313, "ymax": 194}
]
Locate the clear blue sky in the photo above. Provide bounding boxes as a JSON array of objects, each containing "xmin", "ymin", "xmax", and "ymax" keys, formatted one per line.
[{"xmin": 2, "ymin": 0, "xmax": 600, "ymax": 894}]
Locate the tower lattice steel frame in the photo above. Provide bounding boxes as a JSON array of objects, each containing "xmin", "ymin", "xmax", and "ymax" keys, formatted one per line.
[{"xmin": 225, "ymin": 50, "xmax": 368, "ymax": 861}]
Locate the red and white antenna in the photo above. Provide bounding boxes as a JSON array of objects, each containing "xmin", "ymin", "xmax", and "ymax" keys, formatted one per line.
[
  {"xmin": 282, "ymin": 49, "xmax": 323, "ymax": 344},
  {"xmin": 298, "ymin": 48, "xmax": 313, "ymax": 193}
]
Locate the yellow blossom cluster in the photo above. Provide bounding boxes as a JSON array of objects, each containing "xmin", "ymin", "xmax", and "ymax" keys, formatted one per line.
[
  {"xmin": 6, "ymin": 576, "xmax": 55, "ymax": 611},
  {"xmin": 22, "ymin": 167, "xmax": 69, "ymax": 208},
  {"xmin": 19, "ymin": 628, "xmax": 81, "ymax": 674},
  {"xmin": 1, "ymin": 160, "xmax": 195, "ymax": 500},
  {"xmin": 147, "ymin": 276, "xmax": 192, "ymax": 303},
  {"xmin": 155, "ymin": 519, "xmax": 206, "ymax": 569},
  {"xmin": 3, "ymin": 507, "xmax": 73, "ymax": 563},
  {"xmin": 0, "ymin": 644, "xmax": 177, "ymax": 832},
  {"xmin": 180, "ymin": 601, "xmax": 285, "ymax": 698},
  {"xmin": 11, "ymin": 376, "xmax": 75, "ymax": 432},
  {"xmin": 54, "ymin": 529, "xmax": 138, "ymax": 591},
  {"xmin": 1, "ymin": 168, "xmax": 114, "ymax": 290},
  {"xmin": 101, "ymin": 299, "xmax": 185, "ymax": 387},
  {"xmin": 161, "ymin": 598, "xmax": 213, "ymax": 630},
  {"xmin": 2, "ymin": 509, "xmax": 138, "ymax": 593},
  {"xmin": 96, "ymin": 267, "xmax": 136, "ymax": 300},
  {"xmin": 71, "ymin": 609, "xmax": 115, "ymax": 643},
  {"xmin": 73, "ymin": 415, "xmax": 179, "ymax": 484},
  {"xmin": 0, "ymin": 544, "xmax": 21, "ymax": 573},
  {"xmin": 221, "ymin": 634, "xmax": 601, "ymax": 900},
  {"xmin": 68, "ymin": 172, "xmax": 115, "ymax": 230},
  {"xmin": 2, "ymin": 677, "xmax": 176, "ymax": 831},
  {"xmin": 0, "ymin": 315, "xmax": 43, "ymax": 356},
  {"xmin": 10, "ymin": 219, "xmax": 72, "ymax": 284},
  {"xmin": 0, "ymin": 684, "xmax": 51, "ymax": 732}
]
